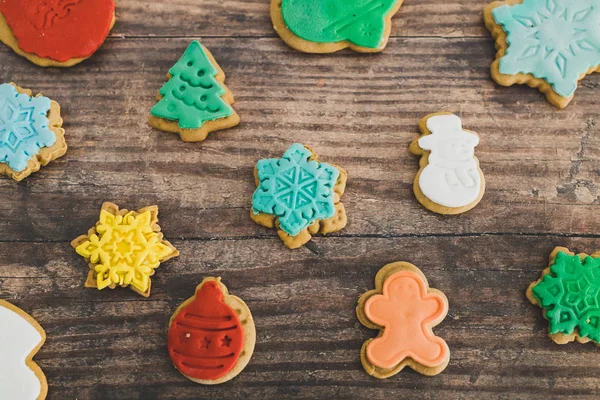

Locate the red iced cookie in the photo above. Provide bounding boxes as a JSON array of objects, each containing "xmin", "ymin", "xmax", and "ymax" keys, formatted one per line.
[{"xmin": 0, "ymin": 0, "xmax": 115, "ymax": 65}]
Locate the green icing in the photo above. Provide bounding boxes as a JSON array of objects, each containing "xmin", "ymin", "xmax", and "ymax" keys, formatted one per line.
[
  {"xmin": 150, "ymin": 41, "xmax": 233, "ymax": 130},
  {"xmin": 492, "ymin": 0, "xmax": 600, "ymax": 98},
  {"xmin": 281, "ymin": 0, "xmax": 400, "ymax": 49},
  {"xmin": 532, "ymin": 251, "xmax": 600, "ymax": 343}
]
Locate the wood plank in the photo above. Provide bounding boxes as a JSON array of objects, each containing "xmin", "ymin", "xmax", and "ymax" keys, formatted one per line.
[
  {"xmin": 1, "ymin": 236, "xmax": 600, "ymax": 398},
  {"xmin": 0, "ymin": 38, "xmax": 598, "ymax": 241},
  {"xmin": 112, "ymin": 0, "xmax": 492, "ymax": 39}
]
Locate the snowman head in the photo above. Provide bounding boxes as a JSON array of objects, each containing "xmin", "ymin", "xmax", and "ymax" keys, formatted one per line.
[{"xmin": 418, "ymin": 114, "xmax": 479, "ymax": 162}]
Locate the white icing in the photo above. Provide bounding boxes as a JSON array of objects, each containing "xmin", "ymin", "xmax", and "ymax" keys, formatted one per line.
[
  {"xmin": 0, "ymin": 304, "xmax": 43, "ymax": 400},
  {"xmin": 417, "ymin": 114, "xmax": 482, "ymax": 208}
]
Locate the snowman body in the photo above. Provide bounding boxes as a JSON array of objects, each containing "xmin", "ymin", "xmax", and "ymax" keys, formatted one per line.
[
  {"xmin": 417, "ymin": 115, "xmax": 481, "ymax": 208},
  {"xmin": 0, "ymin": 303, "xmax": 45, "ymax": 400}
]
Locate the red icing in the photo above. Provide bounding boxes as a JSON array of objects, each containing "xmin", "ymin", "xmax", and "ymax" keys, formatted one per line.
[
  {"xmin": 0, "ymin": 0, "xmax": 115, "ymax": 62},
  {"xmin": 168, "ymin": 281, "xmax": 244, "ymax": 381}
]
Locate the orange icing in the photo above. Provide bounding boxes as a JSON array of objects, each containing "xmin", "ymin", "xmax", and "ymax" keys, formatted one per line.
[{"xmin": 364, "ymin": 271, "xmax": 449, "ymax": 369}]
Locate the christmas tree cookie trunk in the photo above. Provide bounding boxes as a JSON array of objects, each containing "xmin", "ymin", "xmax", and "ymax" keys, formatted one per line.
[
  {"xmin": 0, "ymin": 83, "xmax": 67, "ymax": 181},
  {"xmin": 357, "ymin": 262, "xmax": 450, "ymax": 378},
  {"xmin": 484, "ymin": 0, "xmax": 600, "ymax": 108},
  {"xmin": 527, "ymin": 247, "xmax": 600, "ymax": 345},
  {"xmin": 168, "ymin": 278, "xmax": 256, "ymax": 384},
  {"xmin": 0, "ymin": 0, "xmax": 115, "ymax": 67},
  {"xmin": 149, "ymin": 41, "xmax": 240, "ymax": 142},
  {"xmin": 271, "ymin": 0, "xmax": 405, "ymax": 53},
  {"xmin": 250, "ymin": 143, "xmax": 348, "ymax": 249}
]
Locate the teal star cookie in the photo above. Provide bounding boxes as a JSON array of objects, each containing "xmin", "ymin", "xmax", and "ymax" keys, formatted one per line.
[{"xmin": 485, "ymin": 0, "xmax": 600, "ymax": 108}]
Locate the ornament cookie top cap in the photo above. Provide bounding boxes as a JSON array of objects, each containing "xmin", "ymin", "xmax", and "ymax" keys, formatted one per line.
[
  {"xmin": 271, "ymin": 0, "xmax": 405, "ymax": 53},
  {"xmin": 0, "ymin": 300, "xmax": 48, "ymax": 400},
  {"xmin": 357, "ymin": 262, "xmax": 450, "ymax": 378},
  {"xmin": 0, "ymin": 0, "xmax": 116, "ymax": 67},
  {"xmin": 484, "ymin": 0, "xmax": 600, "ymax": 108},
  {"xmin": 168, "ymin": 277, "xmax": 256, "ymax": 384},
  {"xmin": 409, "ymin": 113, "xmax": 485, "ymax": 214},
  {"xmin": 527, "ymin": 247, "xmax": 600, "ymax": 345},
  {"xmin": 250, "ymin": 143, "xmax": 348, "ymax": 249}
]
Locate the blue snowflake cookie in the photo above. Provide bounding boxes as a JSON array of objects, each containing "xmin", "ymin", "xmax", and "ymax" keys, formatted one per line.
[
  {"xmin": 485, "ymin": 0, "xmax": 600, "ymax": 108},
  {"xmin": 251, "ymin": 143, "xmax": 347, "ymax": 248}
]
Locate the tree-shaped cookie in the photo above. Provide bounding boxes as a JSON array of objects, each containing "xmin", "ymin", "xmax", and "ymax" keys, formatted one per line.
[
  {"xmin": 357, "ymin": 262, "xmax": 450, "ymax": 378},
  {"xmin": 0, "ymin": 300, "xmax": 47, "ymax": 400},
  {"xmin": 168, "ymin": 277, "xmax": 256, "ymax": 384},
  {"xmin": 271, "ymin": 0, "xmax": 405, "ymax": 53},
  {"xmin": 527, "ymin": 247, "xmax": 600, "ymax": 345},
  {"xmin": 149, "ymin": 41, "xmax": 240, "ymax": 142},
  {"xmin": 72, "ymin": 202, "xmax": 179, "ymax": 297},
  {"xmin": 484, "ymin": 0, "xmax": 600, "ymax": 108},
  {"xmin": 251, "ymin": 143, "xmax": 347, "ymax": 249}
]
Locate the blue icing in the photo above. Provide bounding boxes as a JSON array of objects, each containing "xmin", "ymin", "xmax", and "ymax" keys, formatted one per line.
[
  {"xmin": 0, "ymin": 84, "xmax": 56, "ymax": 172},
  {"xmin": 492, "ymin": 0, "xmax": 600, "ymax": 98},
  {"xmin": 252, "ymin": 143, "xmax": 339, "ymax": 237}
]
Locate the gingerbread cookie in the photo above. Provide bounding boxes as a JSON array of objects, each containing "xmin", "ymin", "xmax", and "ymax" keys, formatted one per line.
[
  {"xmin": 149, "ymin": 41, "xmax": 240, "ymax": 142},
  {"xmin": 527, "ymin": 247, "xmax": 600, "ymax": 345},
  {"xmin": 0, "ymin": 0, "xmax": 115, "ymax": 67},
  {"xmin": 357, "ymin": 262, "xmax": 450, "ymax": 378},
  {"xmin": 409, "ymin": 113, "xmax": 485, "ymax": 215},
  {"xmin": 72, "ymin": 202, "xmax": 179, "ymax": 297},
  {"xmin": 251, "ymin": 143, "xmax": 347, "ymax": 249},
  {"xmin": 271, "ymin": 0, "xmax": 405, "ymax": 53},
  {"xmin": 484, "ymin": 0, "xmax": 600, "ymax": 108},
  {"xmin": 0, "ymin": 300, "xmax": 47, "ymax": 400},
  {"xmin": 168, "ymin": 278, "xmax": 255, "ymax": 384},
  {"xmin": 0, "ymin": 83, "xmax": 66, "ymax": 181}
]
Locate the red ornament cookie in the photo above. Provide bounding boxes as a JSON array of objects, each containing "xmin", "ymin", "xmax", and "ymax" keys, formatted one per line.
[
  {"xmin": 168, "ymin": 278, "xmax": 256, "ymax": 384},
  {"xmin": 0, "ymin": 0, "xmax": 115, "ymax": 67}
]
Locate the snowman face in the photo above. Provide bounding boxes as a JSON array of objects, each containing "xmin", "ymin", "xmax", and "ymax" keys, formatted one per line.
[{"xmin": 437, "ymin": 137, "xmax": 475, "ymax": 162}]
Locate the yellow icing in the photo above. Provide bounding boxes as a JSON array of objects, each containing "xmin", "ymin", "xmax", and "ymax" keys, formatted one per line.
[{"xmin": 76, "ymin": 209, "xmax": 175, "ymax": 293}]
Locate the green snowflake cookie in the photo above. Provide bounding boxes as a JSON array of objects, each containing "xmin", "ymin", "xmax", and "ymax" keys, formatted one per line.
[{"xmin": 530, "ymin": 249, "xmax": 600, "ymax": 344}]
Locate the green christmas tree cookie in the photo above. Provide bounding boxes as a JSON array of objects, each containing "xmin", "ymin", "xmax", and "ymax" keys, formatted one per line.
[
  {"xmin": 527, "ymin": 247, "xmax": 600, "ymax": 345},
  {"xmin": 149, "ymin": 41, "xmax": 240, "ymax": 142}
]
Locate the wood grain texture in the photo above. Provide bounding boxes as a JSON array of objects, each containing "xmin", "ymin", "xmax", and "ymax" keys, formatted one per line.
[{"xmin": 0, "ymin": 0, "xmax": 599, "ymax": 398}]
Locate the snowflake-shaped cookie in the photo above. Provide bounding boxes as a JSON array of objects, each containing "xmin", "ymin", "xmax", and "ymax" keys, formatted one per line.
[
  {"xmin": 0, "ymin": 83, "xmax": 66, "ymax": 180},
  {"xmin": 72, "ymin": 202, "xmax": 179, "ymax": 297},
  {"xmin": 528, "ymin": 247, "xmax": 600, "ymax": 345},
  {"xmin": 251, "ymin": 143, "xmax": 347, "ymax": 249},
  {"xmin": 485, "ymin": 0, "xmax": 600, "ymax": 108}
]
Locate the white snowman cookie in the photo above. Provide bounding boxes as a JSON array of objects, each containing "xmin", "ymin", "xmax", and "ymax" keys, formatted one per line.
[
  {"xmin": 409, "ymin": 113, "xmax": 485, "ymax": 214},
  {"xmin": 0, "ymin": 300, "xmax": 47, "ymax": 400}
]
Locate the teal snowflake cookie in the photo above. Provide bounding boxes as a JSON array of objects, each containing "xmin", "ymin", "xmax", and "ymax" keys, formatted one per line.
[
  {"xmin": 251, "ymin": 143, "xmax": 347, "ymax": 249},
  {"xmin": 0, "ymin": 83, "xmax": 66, "ymax": 181},
  {"xmin": 527, "ymin": 247, "xmax": 600, "ymax": 345},
  {"xmin": 484, "ymin": 0, "xmax": 600, "ymax": 108},
  {"xmin": 149, "ymin": 41, "xmax": 240, "ymax": 142}
]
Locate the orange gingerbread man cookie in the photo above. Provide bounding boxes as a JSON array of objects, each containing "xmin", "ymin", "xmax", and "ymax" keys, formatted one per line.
[{"xmin": 357, "ymin": 262, "xmax": 450, "ymax": 378}]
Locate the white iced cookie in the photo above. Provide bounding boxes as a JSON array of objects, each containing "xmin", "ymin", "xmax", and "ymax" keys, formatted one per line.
[
  {"xmin": 409, "ymin": 113, "xmax": 485, "ymax": 214},
  {"xmin": 0, "ymin": 300, "xmax": 47, "ymax": 400}
]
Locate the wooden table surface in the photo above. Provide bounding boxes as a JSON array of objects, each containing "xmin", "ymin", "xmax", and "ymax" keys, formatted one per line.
[{"xmin": 1, "ymin": 0, "xmax": 599, "ymax": 399}]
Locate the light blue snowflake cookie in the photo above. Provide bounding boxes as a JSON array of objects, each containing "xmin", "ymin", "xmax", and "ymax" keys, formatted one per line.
[
  {"xmin": 251, "ymin": 143, "xmax": 347, "ymax": 249},
  {"xmin": 0, "ymin": 83, "xmax": 66, "ymax": 181},
  {"xmin": 484, "ymin": 0, "xmax": 600, "ymax": 108}
]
